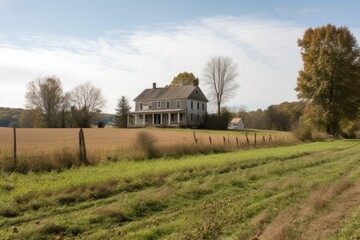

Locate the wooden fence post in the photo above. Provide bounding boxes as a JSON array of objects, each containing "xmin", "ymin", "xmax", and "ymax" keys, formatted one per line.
[
  {"xmin": 223, "ymin": 136, "xmax": 226, "ymax": 145},
  {"xmin": 13, "ymin": 128, "xmax": 17, "ymax": 167},
  {"xmin": 79, "ymin": 128, "xmax": 88, "ymax": 164},
  {"xmin": 209, "ymin": 136, "xmax": 212, "ymax": 144},
  {"xmin": 236, "ymin": 137, "xmax": 239, "ymax": 148},
  {"xmin": 262, "ymin": 136, "xmax": 265, "ymax": 142},
  {"xmin": 254, "ymin": 133, "xmax": 257, "ymax": 146},
  {"xmin": 193, "ymin": 131, "xmax": 198, "ymax": 143},
  {"xmin": 246, "ymin": 133, "xmax": 249, "ymax": 145}
]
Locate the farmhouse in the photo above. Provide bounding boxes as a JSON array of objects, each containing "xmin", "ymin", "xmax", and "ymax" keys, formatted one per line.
[
  {"xmin": 228, "ymin": 117, "xmax": 245, "ymax": 130},
  {"xmin": 127, "ymin": 82, "xmax": 208, "ymax": 127}
]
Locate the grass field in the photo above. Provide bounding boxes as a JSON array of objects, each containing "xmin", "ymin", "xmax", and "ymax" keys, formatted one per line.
[
  {"xmin": 0, "ymin": 139, "xmax": 360, "ymax": 239},
  {"xmin": 0, "ymin": 127, "xmax": 296, "ymax": 172}
]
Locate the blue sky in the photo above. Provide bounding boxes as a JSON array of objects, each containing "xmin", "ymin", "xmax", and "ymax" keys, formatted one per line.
[{"xmin": 0, "ymin": 0, "xmax": 359, "ymax": 113}]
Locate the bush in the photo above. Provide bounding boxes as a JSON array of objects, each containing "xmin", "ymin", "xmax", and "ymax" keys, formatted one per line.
[
  {"xmin": 292, "ymin": 124, "xmax": 313, "ymax": 142},
  {"xmin": 136, "ymin": 132, "xmax": 157, "ymax": 158}
]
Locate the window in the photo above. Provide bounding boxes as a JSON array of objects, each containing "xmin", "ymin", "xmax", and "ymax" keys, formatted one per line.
[
  {"xmin": 197, "ymin": 114, "xmax": 200, "ymax": 122},
  {"xmin": 166, "ymin": 101, "xmax": 170, "ymax": 109},
  {"xmin": 202, "ymin": 103, "xmax": 205, "ymax": 111},
  {"xmin": 179, "ymin": 113, "xmax": 183, "ymax": 122},
  {"xmin": 139, "ymin": 103, "xmax": 143, "ymax": 110},
  {"xmin": 191, "ymin": 113, "xmax": 193, "ymax": 121},
  {"xmin": 197, "ymin": 102, "xmax": 199, "ymax": 110},
  {"xmin": 191, "ymin": 101, "xmax": 193, "ymax": 109},
  {"xmin": 176, "ymin": 100, "xmax": 181, "ymax": 108},
  {"xmin": 171, "ymin": 113, "xmax": 175, "ymax": 122},
  {"xmin": 196, "ymin": 90, "xmax": 199, "ymax": 94},
  {"xmin": 157, "ymin": 101, "xmax": 161, "ymax": 108}
]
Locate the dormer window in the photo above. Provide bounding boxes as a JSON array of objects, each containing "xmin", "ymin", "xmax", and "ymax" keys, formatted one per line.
[
  {"xmin": 157, "ymin": 101, "xmax": 161, "ymax": 108},
  {"xmin": 166, "ymin": 101, "xmax": 170, "ymax": 108}
]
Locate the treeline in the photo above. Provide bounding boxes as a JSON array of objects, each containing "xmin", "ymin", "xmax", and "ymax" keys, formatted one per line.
[
  {"xmin": 0, "ymin": 107, "xmax": 113, "ymax": 128},
  {"xmin": 233, "ymin": 101, "xmax": 306, "ymax": 131},
  {"xmin": 0, "ymin": 107, "xmax": 24, "ymax": 128}
]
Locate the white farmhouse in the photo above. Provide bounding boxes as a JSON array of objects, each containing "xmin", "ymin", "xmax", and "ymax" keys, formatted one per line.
[{"xmin": 127, "ymin": 82, "xmax": 208, "ymax": 128}]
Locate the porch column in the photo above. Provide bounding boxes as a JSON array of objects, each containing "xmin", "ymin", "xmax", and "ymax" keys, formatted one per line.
[
  {"xmin": 143, "ymin": 114, "xmax": 145, "ymax": 125},
  {"xmin": 168, "ymin": 113, "xmax": 171, "ymax": 125},
  {"xmin": 152, "ymin": 114, "xmax": 154, "ymax": 125},
  {"xmin": 127, "ymin": 114, "xmax": 129, "ymax": 126},
  {"xmin": 134, "ymin": 114, "xmax": 137, "ymax": 125},
  {"xmin": 160, "ymin": 113, "xmax": 163, "ymax": 125},
  {"xmin": 177, "ymin": 113, "xmax": 180, "ymax": 123}
]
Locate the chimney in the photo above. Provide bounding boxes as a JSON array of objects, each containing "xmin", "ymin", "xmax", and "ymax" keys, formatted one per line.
[
  {"xmin": 153, "ymin": 82, "xmax": 156, "ymax": 89},
  {"xmin": 193, "ymin": 79, "xmax": 199, "ymax": 87}
]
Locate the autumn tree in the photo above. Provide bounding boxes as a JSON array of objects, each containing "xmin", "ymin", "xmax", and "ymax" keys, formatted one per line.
[
  {"xmin": 296, "ymin": 24, "xmax": 360, "ymax": 136},
  {"xmin": 170, "ymin": 72, "xmax": 199, "ymax": 86},
  {"xmin": 70, "ymin": 82, "xmax": 106, "ymax": 128},
  {"xmin": 25, "ymin": 76, "xmax": 69, "ymax": 128},
  {"xmin": 114, "ymin": 96, "xmax": 132, "ymax": 128},
  {"xmin": 203, "ymin": 56, "xmax": 239, "ymax": 116}
]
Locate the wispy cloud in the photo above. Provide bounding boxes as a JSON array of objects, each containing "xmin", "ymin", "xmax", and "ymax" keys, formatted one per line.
[{"xmin": 0, "ymin": 16, "xmax": 305, "ymax": 113}]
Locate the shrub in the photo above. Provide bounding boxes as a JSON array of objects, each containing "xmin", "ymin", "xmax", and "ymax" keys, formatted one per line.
[
  {"xmin": 292, "ymin": 124, "xmax": 313, "ymax": 142},
  {"xmin": 136, "ymin": 132, "xmax": 157, "ymax": 158}
]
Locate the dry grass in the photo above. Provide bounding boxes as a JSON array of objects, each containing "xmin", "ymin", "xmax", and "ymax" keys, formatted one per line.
[{"xmin": 0, "ymin": 127, "xmax": 297, "ymax": 172}]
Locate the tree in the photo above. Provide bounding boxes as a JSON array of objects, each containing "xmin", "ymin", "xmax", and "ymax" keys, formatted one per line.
[
  {"xmin": 70, "ymin": 82, "xmax": 106, "ymax": 128},
  {"xmin": 170, "ymin": 72, "xmax": 199, "ymax": 86},
  {"xmin": 25, "ymin": 76, "xmax": 69, "ymax": 128},
  {"xmin": 296, "ymin": 24, "xmax": 360, "ymax": 136},
  {"xmin": 203, "ymin": 56, "xmax": 239, "ymax": 116},
  {"xmin": 115, "ymin": 96, "xmax": 131, "ymax": 128}
]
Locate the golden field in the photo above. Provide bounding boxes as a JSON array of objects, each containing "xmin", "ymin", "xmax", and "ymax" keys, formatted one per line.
[
  {"xmin": 0, "ymin": 127, "xmax": 297, "ymax": 172},
  {"xmin": 0, "ymin": 127, "xmax": 294, "ymax": 152}
]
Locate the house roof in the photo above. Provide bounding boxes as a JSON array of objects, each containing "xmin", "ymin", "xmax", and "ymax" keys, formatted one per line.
[
  {"xmin": 134, "ymin": 85, "xmax": 208, "ymax": 102},
  {"xmin": 230, "ymin": 118, "xmax": 243, "ymax": 124}
]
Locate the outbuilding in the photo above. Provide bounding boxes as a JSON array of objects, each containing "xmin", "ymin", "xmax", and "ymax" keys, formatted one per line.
[{"xmin": 228, "ymin": 118, "xmax": 245, "ymax": 130}]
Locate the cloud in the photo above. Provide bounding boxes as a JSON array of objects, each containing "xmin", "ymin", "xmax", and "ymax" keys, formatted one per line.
[{"xmin": 0, "ymin": 16, "xmax": 305, "ymax": 113}]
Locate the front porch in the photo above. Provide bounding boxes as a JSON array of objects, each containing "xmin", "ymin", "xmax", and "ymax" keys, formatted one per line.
[{"xmin": 127, "ymin": 110, "xmax": 186, "ymax": 127}]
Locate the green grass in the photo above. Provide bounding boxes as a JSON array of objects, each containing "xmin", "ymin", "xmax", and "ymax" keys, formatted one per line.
[{"xmin": 0, "ymin": 140, "xmax": 359, "ymax": 239}]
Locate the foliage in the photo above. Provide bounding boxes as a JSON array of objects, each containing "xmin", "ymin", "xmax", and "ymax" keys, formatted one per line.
[
  {"xmin": 205, "ymin": 107, "xmax": 232, "ymax": 130},
  {"xmin": 25, "ymin": 76, "xmax": 69, "ymax": 128},
  {"xmin": 231, "ymin": 102, "xmax": 306, "ymax": 131},
  {"xmin": 114, "ymin": 96, "xmax": 131, "ymax": 128},
  {"xmin": 70, "ymin": 82, "xmax": 106, "ymax": 128},
  {"xmin": 170, "ymin": 72, "xmax": 199, "ymax": 86},
  {"xmin": 203, "ymin": 56, "xmax": 239, "ymax": 116},
  {"xmin": 264, "ymin": 102, "xmax": 306, "ymax": 131},
  {"xmin": 0, "ymin": 107, "xmax": 23, "ymax": 127},
  {"xmin": 296, "ymin": 24, "xmax": 360, "ymax": 136}
]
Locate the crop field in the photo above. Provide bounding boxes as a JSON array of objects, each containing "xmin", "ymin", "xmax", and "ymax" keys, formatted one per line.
[
  {"xmin": 0, "ymin": 127, "xmax": 296, "ymax": 172},
  {"xmin": 0, "ymin": 139, "xmax": 360, "ymax": 239},
  {"xmin": 0, "ymin": 127, "xmax": 294, "ymax": 150}
]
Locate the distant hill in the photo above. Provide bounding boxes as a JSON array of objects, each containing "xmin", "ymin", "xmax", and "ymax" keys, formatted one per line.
[{"xmin": 0, "ymin": 107, "xmax": 24, "ymax": 127}]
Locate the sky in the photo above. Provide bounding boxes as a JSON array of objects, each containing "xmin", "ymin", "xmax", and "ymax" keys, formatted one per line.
[{"xmin": 0, "ymin": 0, "xmax": 359, "ymax": 113}]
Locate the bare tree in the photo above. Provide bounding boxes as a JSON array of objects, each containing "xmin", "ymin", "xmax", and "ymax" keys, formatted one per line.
[
  {"xmin": 70, "ymin": 82, "xmax": 106, "ymax": 127},
  {"xmin": 203, "ymin": 56, "xmax": 239, "ymax": 116},
  {"xmin": 25, "ymin": 76, "xmax": 69, "ymax": 127}
]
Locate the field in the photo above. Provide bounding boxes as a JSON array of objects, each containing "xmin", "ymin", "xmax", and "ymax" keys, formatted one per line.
[
  {"xmin": 0, "ymin": 127, "xmax": 296, "ymax": 172},
  {"xmin": 0, "ymin": 132, "xmax": 360, "ymax": 239}
]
